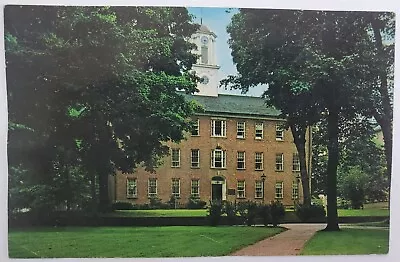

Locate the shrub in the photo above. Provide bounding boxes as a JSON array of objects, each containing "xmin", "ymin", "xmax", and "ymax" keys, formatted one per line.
[
  {"xmin": 295, "ymin": 204, "xmax": 326, "ymax": 222},
  {"xmin": 167, "ymin": 195, "xmax": 178, "ymax": 209},
  {"xmin": 207, "ymin": 201, "xmax": 223, "ymax": 226},
  {"xmin": 258, "ymin": 204, "xmax": 271, "ymax": 226},
  {"xmin": 237, "ymin": 201, "xmax": 258, "ymax": 226},
  {"xmin": 223, "ymin": 201, "xmax": 238, "ymax": 225},
  {"xmin": 186, "ymin": 196, "xmax": 207, "ymax": 209},
  {"xmin": 270, "ymin": 201, "xmax": 285, "ymax": 227},
  {"xmin": 337, "ymin": 197, "xmax": 351, "ymax": 209},
  {"xmin": 111, "ymin": 201, "xmax": 133, "ymax": 210},
  {"xmin": 149, "ymin": 197, "xmax": 169, "ymax": 209}
]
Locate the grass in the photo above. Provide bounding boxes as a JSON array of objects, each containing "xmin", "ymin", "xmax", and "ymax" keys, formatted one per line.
[
  {"xmin": 8, "ymin": 226, "xmax": 284, "ymax": 258},
  {"xmin": 301, "ymin": 228, "xmax": 389, "ymax": 255},
  {"xmin": 106, "ymin": 209, "xmax": 208, "ymax": 217},
  {"xmin": 337, "ymin": 208, "xmax": 389, "ymax": 217}
]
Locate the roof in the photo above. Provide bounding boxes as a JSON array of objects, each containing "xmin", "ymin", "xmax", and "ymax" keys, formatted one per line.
[
  {"xmin": 199, "ymin": 24, "xmax": 211, "ymax": 33},
  {"xmin": 183, "ymin": 93, "xmax": 282, "ymax": 118}
]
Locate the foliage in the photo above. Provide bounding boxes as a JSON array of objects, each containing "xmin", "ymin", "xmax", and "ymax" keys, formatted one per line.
[
  {"xmin": 186, "ymin": 196, "xmax": 207, "ymax": 209},
  {"xmin": 236, "ymin": 201, "xmax": 258, "ymax": 226},
  {"xmin": 270, "ymin": 201, "xmax": 285, "ymax": 227},
  {"xmin": 338, "ymin": 166, "xmax": 369, "ymax": 209},
  {"xmin": 257, "ymin": 204, "xmax": 271, "ymax": 226},
  {"xmin": 149, "ymin": 197, "xmax": 170, "ymax": 210},
  {"xmin": 222, "ymin": 201, "xmax": 238, "ymax": 225},
  {"xmin": 225, "ymin": 9, "xmax": 394, "ymax": 231},
  {"xmin": 5, "ymin": 6, "xmax": 201, "ymax": 213},
  {"xmin": 207, "ymin": 201, "xmax": 223, "ymax": 226},
  {"xmin": 111, "ymin": 201, "xmax": 134, "ymax": 210},
  {"xmin": 295, "ymin": 204, "xmax": 326, "ymax": 222}
]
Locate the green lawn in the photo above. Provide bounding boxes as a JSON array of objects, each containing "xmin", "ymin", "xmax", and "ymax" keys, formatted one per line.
[
  {"xmin": 107, "ymin": 209, "xmax": 207, "ymax": 217},
  {"xmin": 9, "ymin": 226, "xmax": 284, "ymax": 258},
  {"xmin": 301, "ymin": 228, "xmax": 389, "ymax": 255},
  {"xmin": 337, "ymin": 208, "xmax": 389, "ymax": 217}
]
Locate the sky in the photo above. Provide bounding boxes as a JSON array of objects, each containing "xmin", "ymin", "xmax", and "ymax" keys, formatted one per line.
[{"xmin": 187, "ymin": 7, "xmax": 268, "ymax": 97}]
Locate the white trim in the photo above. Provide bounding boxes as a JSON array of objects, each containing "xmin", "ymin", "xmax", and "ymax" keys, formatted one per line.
[
  {"xmin": 148, "ymin": 178, "xmax": 157, "ymax": 198},
  {"xmin": 171, "ymin": 148, "xmax": 180, "ymax": 168},
  {"xmin": 255, "ymin": 122, "xmax": 264, "ymax": 140}
]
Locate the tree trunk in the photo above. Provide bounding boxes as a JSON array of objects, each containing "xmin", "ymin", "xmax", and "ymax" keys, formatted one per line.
[
  {"xmin": 290, "ymin": 122, "xmax": 311, "ymax": 206},
  {"xmin": 370, "ymin": 14, "xmax": 393, "ymax": 177},
  {"xmin": 324, "ymin": 109, "xmax": 340, "ymax": 231},
  {"xmin": 98, "ymin": 169, "xmax": 110, "ymax": 213}
]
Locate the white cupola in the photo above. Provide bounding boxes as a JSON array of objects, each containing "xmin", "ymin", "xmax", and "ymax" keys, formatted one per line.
[{"xmin": 190, "ymin": 24, "xmax": 220, "ymax": 97}]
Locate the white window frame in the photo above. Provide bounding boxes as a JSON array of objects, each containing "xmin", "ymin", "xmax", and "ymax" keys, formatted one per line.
[
  {"xmin": 276, "ymin": 123, "xmax": 284, "ymax": 141},
  {"xmin": 126, "ymin": 178, "xmax": 137, "ymax": 198},
  {"xmin": 255, "ymin": 152, "xmax": 264, "ymax": 171},
  {"xmin": 237, "ymin": 151, "xmax": 246, "ymax": 170},
  {"xmin": 237, "ymin": 121, "xmax": 246, "ymax": 138},
  {"xmin": 171, "ymin": 148, "xmax": 180, "ymax": 168},
  {"xmin": 255, "ymin": 181, "xmax": 264, "ymax": 199},
  {"xmin": 211, "ymin": 149, "xmax": 226, "ymax": 168},
  {"xmin": 191, "ymin": 149, "xmax": 200, "ymax": 168},
  {"xmin": 172, "ymin": 178, "xmax": 180, "ymax": 198},
  {"xmin": 191, "ymin": 179, "xmax": 200, "ymax": 198},
  {"xmin": 276, "ymin": 153, "xmax": 284, "ymax": 171},
  {"xmin": 237, "ymin": 181, "xmax": 246, "ymax": 198},
  {"xmin": 275, "ymin": 182, "xmax": 284, "ymax": 199},
  {"xmin": 148, "ymin": 178, "xmax": 157, "ymax": 198},
  {"xmin": 255, "ymin": 122, "xmax": 264, "ymax": 139},
  {"xmin": 293, "ymin": 153, "xmax": 300, "ymax": 172},
  {"xmin": 292, "ymin": 181, "xmax": 299, "ymax": 200},
  {"xmin": 211, "ymin": 119, "xmax": 227, "ymax": 137},
  {"xmin": 191, "ymin": 119, "xmax": 200, "ymax": 136}
]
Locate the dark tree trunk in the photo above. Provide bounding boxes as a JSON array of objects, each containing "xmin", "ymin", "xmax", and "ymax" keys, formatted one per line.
[
  {"xmin": 290, "ymin": 122, "xmax": 311, "ymax": 206},
  {"xmin": 98, "ymin": 169, "xmax": 110, "ymax": 213},
  {"xmin": 324, "ymin": 109, "xmax": 340, "ymax": 231},
  {"xmin": 370, "ymin": 14, "xmax": 393, "ymax": 178}
]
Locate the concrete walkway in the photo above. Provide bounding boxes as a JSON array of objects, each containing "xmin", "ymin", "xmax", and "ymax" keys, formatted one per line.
[{"xmin": 230, "ymin": 224, "xmax": 326, "ymax": 256}]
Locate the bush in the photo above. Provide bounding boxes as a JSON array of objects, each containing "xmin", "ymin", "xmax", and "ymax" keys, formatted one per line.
[
  {"xmin": 207, "ymin": 201, "xmax": 223, "ymax": 226},
  {"xmin": 295, "ymin": 204, "xmax": 326, "ymax": 222},
  {"xmin": 258, "ymin": 204, "xmax": 271, "ymax": 226},
  {"xmin": 186, "ymin": 196, "xmax": 207, "ymax": 209},
  {"xmin": 237, "ymin": 201, "xmax": 258, "ymax": 226},
  {"xmin": 223, "ymin": 201, "xmax": 237, "ymax": 225},
  {"xmin": 337, "ymin": 198, "xmax": 351, "ymax": 209},
  {"xmin": 149, "ymin": 197, "xmax": 169, "ymax": 209},
  {"xmin": 111, "ymin": 201, "xmax": 133, "ymax": 210},
  {"xmin": 167, "ymin": 195, "xmax": 178, "ymax": 209},
  {"xmin": 270, "ymin": 201, "xmax": 285, "ymax": 227}
]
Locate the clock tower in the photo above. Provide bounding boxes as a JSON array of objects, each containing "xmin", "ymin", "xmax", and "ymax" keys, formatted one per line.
[{"xmin": 191, "ymin": 24, "xmax": 220, "ymax": 97}]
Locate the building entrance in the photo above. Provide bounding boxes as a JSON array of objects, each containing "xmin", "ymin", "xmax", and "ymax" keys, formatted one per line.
[{"xmin": 211, "ymin": 176, "xmax": 225, "ymax": 203}]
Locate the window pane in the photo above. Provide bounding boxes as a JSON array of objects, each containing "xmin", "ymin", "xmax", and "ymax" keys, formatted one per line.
[
  {"xmin": 237, "ymin": 121, "xmax": 245, "ymax": 138},
  {"xmin": 255, "ymin": 152, "xmax": 263, "ymax": 170},
  {"xmin": 171, "ymin": 149, "xmax": 180, "ymax": 167},
  {"xmin": 255, "ymin": 181, "xmax": 263, "ymax": 198},
  {"xmin": 255, "ymin": 122, "xmax": 263, "ymax": 139},
  {"xmin": 127, "ymin": 179, "xmax": 137, "ymax": 198},
  {"xmin": 191, "ymin": 179, "xmax": 200, "ymax": 198},
  {"xmin": 172, "ymin": 178, "xmax": 180, "ymax": 198},
  {"xmin": 237, "ymin": 181, "xmax": 245, "ymax": 198},
  {"xmin": 191, "ymin": 149, "xmax": 200, "ymax": 168},
  {"xmin": 276, "ymin": 123, "xmax": 284, "ymax": 140},
  {"xmin": 237, "ymin": 151, "xmax": 245, "ymax": 169},
  {"xmin": 191, "ymin": 119, "xmax": 199, "ymax": 136},
  {"xmin": 148, "ymin": 179, "xmax": 157, "ymax": 197},
  {"xmin": 276, "ymin": 153, "xmax": 284, "ymax": 171}
]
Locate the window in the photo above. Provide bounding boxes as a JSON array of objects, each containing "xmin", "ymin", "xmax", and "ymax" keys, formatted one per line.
[
  {"xmin": 171, "ymin": 148, "xmax": 180, "ymax": 167},
  {"xmin": 275, "ymin": 182, "xmax": 283, "ymax": 199},
  {"xmin": 211, "ymin": 149, "xmax": 226, "ymax": 168},
  {"xmin": 276, "ymin": 153, "xmax": 284, "ymax": 171},
  {"xmin": 191, "ymin": 119, "xmax": 199, "ymax": 136},
  {"xmin": 237, "ymin": 151, "xmax": 245, "ymax": 169},
  {"xmin": 276, "ymin": 123, "xmax": 284, "ymax": 140},
  {"xmin": 191, "ymin": 149, "xmax": 200, "ymax": 168},
  {"xmin": 255, "ymin": 122, "xmax": 263, "ymax": 139},
  {"xmin": 201, "ymin": 46, "xmax": 208, "ymax": 64},
  {"xmin": 255, "ymin": 152, "xmax": 264, "ymax": 170},
  {"xmin": 237, "ymin": 121, "xmax": 246, "ymax": 138},
  {"xmin": 255, "ymin": 181, "xmax": 264, "ymax": 199},
  {"xmin": 148, "ymin": 178, "xmax": 157, "ymax": 198},
  {"xmin": 293, "ymin": 153, "xmax": 300, "ymax": 172},
  {"xmin": 172, "ymin": 178, "xmax": 180, "ymax": 198},
  {"xmin": 237, "ymin": 181, "xmax": 246, "ymax": 198},
  {"xmin": 211, "ymin": 119, "xmax": 226, "ymax": 137},
  {"xmin": 292, "ymin": 181, "xmax": 299, "ymax": 200},
  {"xmin": 191, "ymin": 179, "xmax": 200, "ymax": 198},
  {"xmin": 126, "ymin": 178, "xmax": 137, "ymax": 198}
]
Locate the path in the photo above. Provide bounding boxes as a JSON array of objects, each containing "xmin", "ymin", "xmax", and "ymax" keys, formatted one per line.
[{"xmin": 230, "ymin": 223, "xmax": 326, "ymax": 256}]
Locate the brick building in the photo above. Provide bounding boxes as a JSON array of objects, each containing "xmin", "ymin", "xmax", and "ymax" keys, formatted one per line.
[{"xmin": 110, "ymin": 24, "xmax": 311, "ymax": 206}]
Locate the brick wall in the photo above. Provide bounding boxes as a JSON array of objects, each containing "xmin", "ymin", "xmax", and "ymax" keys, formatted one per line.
[{"xmin": 113, "ymin": 115, "xmax": 311, "ymax": 206}]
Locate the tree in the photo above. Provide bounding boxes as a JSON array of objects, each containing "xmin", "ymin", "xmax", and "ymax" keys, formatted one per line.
[
  {"xmin": 224, "ymin": 9, "xmax": 392, "ymax": 231},
  {"xmin": 6, "ymin": 6, "xmax": 201, "ymax": 212}
]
